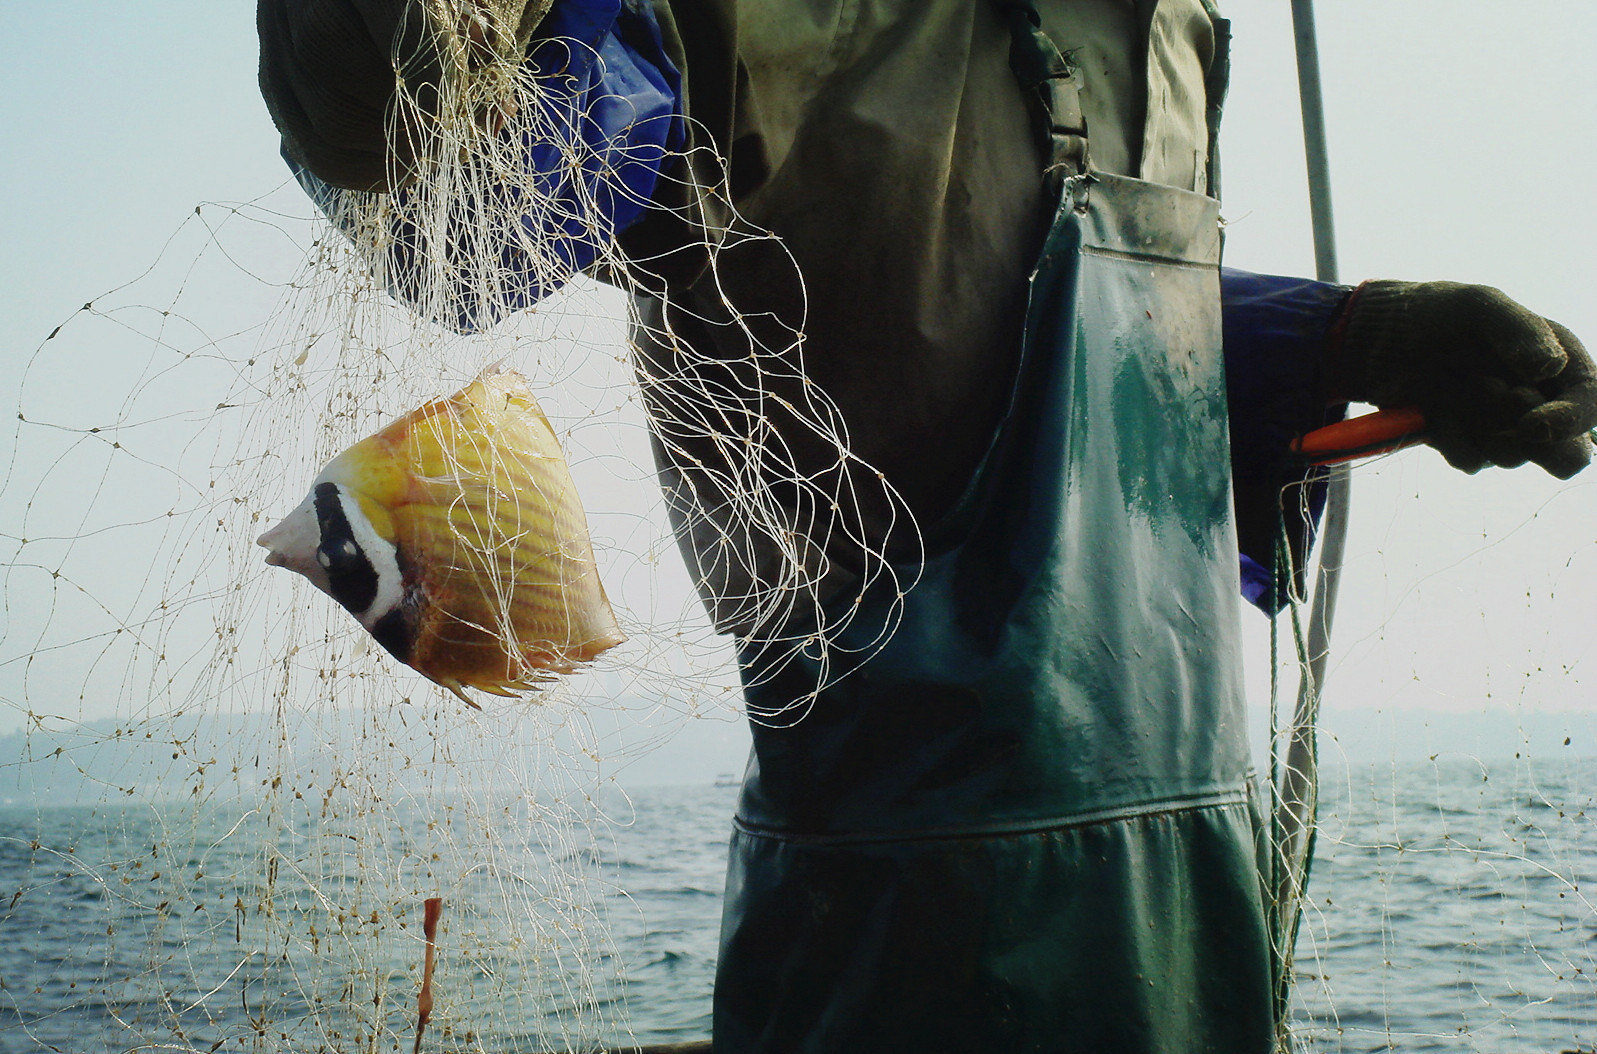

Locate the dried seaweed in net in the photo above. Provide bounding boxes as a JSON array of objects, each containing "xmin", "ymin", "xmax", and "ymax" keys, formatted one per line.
[
  {"xmin": 1258, "ymin": 461, "xmax": 1597, "ymax": 1053},
  {"xmin": 3, "ymin": 10, "xmax": 1594, "ymax": 1054},
  {"xmin": 0, "ymin": 20, "xmax": 917, "ymax": 1053}
]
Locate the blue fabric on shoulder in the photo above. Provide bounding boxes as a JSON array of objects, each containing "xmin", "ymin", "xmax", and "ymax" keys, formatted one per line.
[{"xmin": 288, "ymin": 0, "xmax": 683, "ymax": 332}]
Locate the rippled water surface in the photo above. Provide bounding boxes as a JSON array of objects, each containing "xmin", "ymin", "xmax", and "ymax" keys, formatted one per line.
[
  {"xmin": 1290, "ymin": 757, "xmax": 1595, "ymax": 1053},
  {"xmin": 2, "ymin": 761, "xmax": 1591, "ymax": 1052}
]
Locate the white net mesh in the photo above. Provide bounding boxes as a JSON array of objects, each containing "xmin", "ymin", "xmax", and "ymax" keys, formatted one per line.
[
  {"xmin": 1254, "ymin": 459, "xmax": 1597, "ymax": 1053},
  {"xmin": 1, "ymin": 19, "xmax": 914, "ymax": 1052},
  {"xmin": 2, "ymin": 4, "xmax": 1594, "ymax": 1054}
]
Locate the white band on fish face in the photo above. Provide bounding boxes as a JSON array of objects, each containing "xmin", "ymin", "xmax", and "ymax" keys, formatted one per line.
[
  {"xmin": 258, "ymin": 484, "xmax": 404, "ymax": 631},
  {"xmin": 329, "ymin": 487, "xmax": 406, "ymax": 630}
]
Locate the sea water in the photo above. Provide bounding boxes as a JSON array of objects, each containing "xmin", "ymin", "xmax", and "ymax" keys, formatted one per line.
[
  {"xmin": 1290, "ymin": 756, "xmax": 1595, "ymax": 1053},
  {"xmin": 1, "ymin": 760, "xmax": 1591, "ymax": 1053}
]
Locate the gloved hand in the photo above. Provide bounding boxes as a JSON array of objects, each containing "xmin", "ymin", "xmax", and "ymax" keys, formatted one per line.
[
  {"xmin": 257, "ymin": 0, "xmax": 551, "ymax": 192},
  {"xmin": 1330, "ymin": 280, "xmax": 1597, "ymax": 479}
]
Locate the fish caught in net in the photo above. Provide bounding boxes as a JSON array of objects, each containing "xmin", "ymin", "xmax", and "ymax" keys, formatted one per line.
[
  {"xmin": 0, "ymin": 4, "xmax": 1593, "ymax": 1054},
  {"xmin": 258, "ymin": 367, "xmax": 626, "ymax": 705},
  {"xmin": 1, "ymin": 11, "xmax": 914, "ymax": 1052}
]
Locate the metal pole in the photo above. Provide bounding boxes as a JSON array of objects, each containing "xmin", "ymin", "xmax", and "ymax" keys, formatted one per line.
[
  {"xmin": 1291, "ymin": 0, "xmax": 1338, "ymax": 286},
  {"xmin": 1273, "ymin": 1, "xmax": 1348, "ymax": 1042}
]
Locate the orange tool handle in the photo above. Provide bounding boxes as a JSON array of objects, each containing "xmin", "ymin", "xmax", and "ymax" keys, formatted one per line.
[{"xmin": 1293, "ymin": 406, "xmax": 1427, "ymax": 466}]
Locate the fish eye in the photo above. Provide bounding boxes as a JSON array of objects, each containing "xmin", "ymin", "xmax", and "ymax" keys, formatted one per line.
[{"xmin": 318, "ymin": 536, "xmax": 362, "ymax": 569}]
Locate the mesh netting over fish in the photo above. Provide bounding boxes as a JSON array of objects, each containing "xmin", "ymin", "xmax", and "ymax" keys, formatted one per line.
[
  {"xmin": 1, "ymin": 5, "xmax": 1594, "ymax": 1054},
  {"xmin": 0, "ymin": 15, "xmax": 914, "ymax": 1053}
]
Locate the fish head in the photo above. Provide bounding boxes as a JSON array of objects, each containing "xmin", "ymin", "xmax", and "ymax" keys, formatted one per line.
[{"xmin": 258, "ymin": 439, "xmax": 408, "ymax": 633}]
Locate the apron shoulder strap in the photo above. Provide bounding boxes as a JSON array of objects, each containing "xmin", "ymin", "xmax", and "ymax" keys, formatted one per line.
[
  {"xmin": 1201, "ymin": 7, "xmax": 1232, "ymax": 200},
  {"xmin": 991, "ymin": 0, "xmax": 1090, "ymax": 196}
]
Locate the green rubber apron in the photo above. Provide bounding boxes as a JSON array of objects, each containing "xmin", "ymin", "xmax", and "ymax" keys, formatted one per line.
[{"xmin": 714, "ymin": 9, "xmax": 1276, "ymax": 1052}]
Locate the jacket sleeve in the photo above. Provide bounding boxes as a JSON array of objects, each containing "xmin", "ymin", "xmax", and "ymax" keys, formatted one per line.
[
  {"xmin": 1222, "ymin": 267, "xmax": 1353, "ymax": 613},
  {"xmin": 287, "ymin": 0, "xmax": 683, "ymax": 332}
]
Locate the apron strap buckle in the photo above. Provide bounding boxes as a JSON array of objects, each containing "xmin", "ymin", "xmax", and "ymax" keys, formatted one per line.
[{"xmin": 992, "ymin": 0, "xmax": 1090, "ymax": 198}]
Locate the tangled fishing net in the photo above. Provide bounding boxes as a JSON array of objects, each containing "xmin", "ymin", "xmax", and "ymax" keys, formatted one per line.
[
  {"xmin": 1261, "ymin": 468, "xmax": 1596, "ymax": 1052},
  {"xmin": 1, "ymin": 11, "xmax": 911, "ymax": 1052},
  {"xmin": 0, "ymin": 6, "xmax": 1591, "ymax": 1053}
]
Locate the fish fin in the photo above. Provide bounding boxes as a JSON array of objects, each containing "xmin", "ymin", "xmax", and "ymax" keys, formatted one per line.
[{"xmin": 443, "ymin": 681, "xmax": 482, "ymax": 710}]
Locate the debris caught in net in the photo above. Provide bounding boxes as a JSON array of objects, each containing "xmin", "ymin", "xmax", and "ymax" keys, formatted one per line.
[
  {"xmin": 0, "ymin": 11, "xmax": 1591, "ymax": 1054},
  {"xmin": 0, "ymin": 21, "xmax": 914, "ymax": 1053}
]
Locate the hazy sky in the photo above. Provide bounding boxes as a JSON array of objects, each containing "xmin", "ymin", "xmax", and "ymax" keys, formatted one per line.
[{"xmin": 1, "ymin": 3, "xmax": 1593, "ymax": 780}]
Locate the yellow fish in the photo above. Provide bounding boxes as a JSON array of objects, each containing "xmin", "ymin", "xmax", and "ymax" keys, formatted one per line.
[{"xmin": 258, "ymin": 368, "xmax": 624, "ymax": 705}]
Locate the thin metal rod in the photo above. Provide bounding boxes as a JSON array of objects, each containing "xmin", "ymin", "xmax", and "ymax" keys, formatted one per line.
[
  {"xmin": 1288, "ymin": 0, "xmax": 1344, "ymax": 852},
  {"xmin": 1291, "ymin": 0, "xmax": 1338, "ymax": 285},
  {"xmin": 1273, "ymin": 3, "xmax": 1348, "ymax": 1039}
]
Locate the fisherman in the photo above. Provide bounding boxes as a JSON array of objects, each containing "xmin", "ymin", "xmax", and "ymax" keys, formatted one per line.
[{"xmin": 256, "ymin": 2, "xmax": 1597, "ymax": 1049}]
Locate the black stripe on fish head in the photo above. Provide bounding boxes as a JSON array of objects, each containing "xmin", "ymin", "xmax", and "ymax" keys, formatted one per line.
[{"xmin": 313, "ymin": 482, "xmax": 379, "ymax": 615}]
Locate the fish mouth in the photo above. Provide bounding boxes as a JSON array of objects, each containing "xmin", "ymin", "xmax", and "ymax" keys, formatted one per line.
[
  {"xmin": 256, "ymin": 522, "xmax": 293, "ymax": 563},
  {"xmin": 256, "ymin": 496, "xmax": 321, "ymax": 572}
]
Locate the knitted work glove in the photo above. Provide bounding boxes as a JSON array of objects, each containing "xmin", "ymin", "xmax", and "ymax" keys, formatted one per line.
[
  {"xmin": 257, "ymin": 0, "xmax": 552, "ymax": 192},
  {"xmin": 1331, "ymin": 280, "xmax": 1597, "ymax": 479}
]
